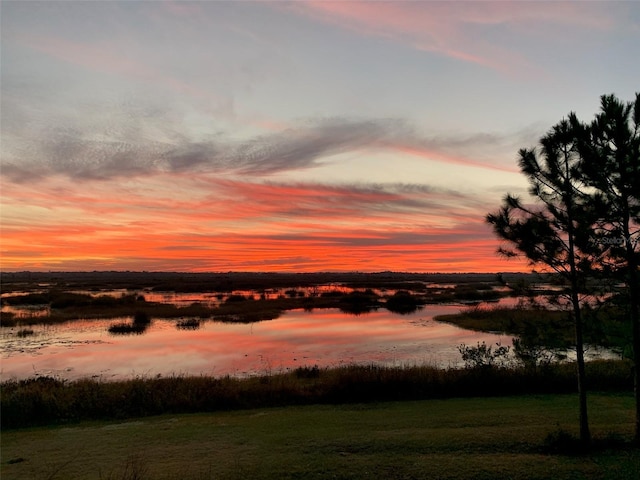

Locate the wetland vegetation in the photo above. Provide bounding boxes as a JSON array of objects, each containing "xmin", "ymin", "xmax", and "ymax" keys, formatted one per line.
[
  {"xmin": 2, "ymin": 270, "xmax": 638, "ymax": 476},
  {"xmin": 1, "ymin": 359, "xmax": 633, "ymax": 430},
  {"xmin": 1, "ymin": 272, "xmax": 634, "ymax": 426},
  {"xmin": 0, "ymin": 271, "xmax": 517, "ymax": 328}
]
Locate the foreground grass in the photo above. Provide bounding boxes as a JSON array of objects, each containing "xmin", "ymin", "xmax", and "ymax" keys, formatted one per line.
[{"xmin": 2, "ymin": 393, "xmax": 638, "ymax": 480}]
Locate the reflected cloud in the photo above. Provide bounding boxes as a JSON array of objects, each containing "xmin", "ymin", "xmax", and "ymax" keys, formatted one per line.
[{"xmin": 0, "ymin": 308, "xmax": 513, "ymax": 381}]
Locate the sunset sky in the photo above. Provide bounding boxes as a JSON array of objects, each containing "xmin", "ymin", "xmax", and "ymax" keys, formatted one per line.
[{"xmin": 1, "ymin": 1, "xmax": 639, "ymax": 273}]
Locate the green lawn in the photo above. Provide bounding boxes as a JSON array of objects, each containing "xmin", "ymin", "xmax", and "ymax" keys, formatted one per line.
[{"xmin": 2, "ymin": 393, "xmax": 638, "ymax": 480}]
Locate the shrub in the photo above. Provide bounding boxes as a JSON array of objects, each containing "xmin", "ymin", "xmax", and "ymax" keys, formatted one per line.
[
  {"xmin": 108, "ymin": 322, "xmax": 147, "ymax": 335},
  {"xmin": 338, "ymin": 291, "xmax": 380, "ymax": 314},
  {"xmin": 512, "ymin": 336, "xmax": 563, "ymax": 371},
  {"xmin": 225, "ymin": 295, "xmax": 247, "ymax": 303},
  {"xmin": 176, "ymin": 318, "xmax": 201, "ymax": 330},
  {"xmin": 385, "ymin": 291, "xmax": 423, "ymax": 314},
  {"xmin": 543, "ymin": 427, "xmax": 584, "ymax": 454},
  {"xmin": 458, "ymin": 341, "xmax": 510, "ymax": 369},
  {"xmin": 0, "ymin": 312, "xmax": 18, "ymax": 327},
  {"xmin": 133, "ymin": 311, "xmax": 151, "ymax": 325}
]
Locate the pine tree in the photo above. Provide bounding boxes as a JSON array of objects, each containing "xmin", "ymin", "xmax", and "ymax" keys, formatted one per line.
[
  {"xmin": 487, "ymin": 119, "xmax": 598, "ymax": 446},
  {"xmin": 574, "ymin": 93, "xmax": 640, "ymax": 442}
]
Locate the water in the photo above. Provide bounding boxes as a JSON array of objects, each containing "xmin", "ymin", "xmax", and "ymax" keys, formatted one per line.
[{"xmin": 0, "ymin": 305, "xmax": 514, "ymax": 381}]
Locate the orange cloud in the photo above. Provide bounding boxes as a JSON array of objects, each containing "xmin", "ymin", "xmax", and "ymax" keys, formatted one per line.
[{"xmin": 1, "ymin": 174, "xmax": 526, "ymax": 273}]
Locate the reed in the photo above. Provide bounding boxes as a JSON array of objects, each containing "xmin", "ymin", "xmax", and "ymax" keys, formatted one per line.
[{"xmin": 1, "ymin": 359, "xmax": 632, "ymax": 429}]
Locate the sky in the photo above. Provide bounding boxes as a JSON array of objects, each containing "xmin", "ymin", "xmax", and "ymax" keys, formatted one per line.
[{"xmin": 1, "ymin": 1, "xmax": 639, "ymax": 273}]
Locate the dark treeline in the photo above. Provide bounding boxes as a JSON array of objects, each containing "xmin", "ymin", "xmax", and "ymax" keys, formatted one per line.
[{"xmin": 0, "ymin": 271, "xmax": 542, "ymax": 293}]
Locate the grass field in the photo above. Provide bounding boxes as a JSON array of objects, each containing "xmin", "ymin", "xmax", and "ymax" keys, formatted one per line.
[{"xmin": 2, "ymin": 393, "xmax": 638, "ymax": 480}]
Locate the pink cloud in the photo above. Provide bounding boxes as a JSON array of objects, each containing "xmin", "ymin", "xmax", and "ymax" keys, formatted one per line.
[
  {"xmin": 392, "ymin": 145, "xmax": 518, "ymax": 174},
  {"xmin": 280, "ymin": 1, "xmax": 617, "ymax": 76}
]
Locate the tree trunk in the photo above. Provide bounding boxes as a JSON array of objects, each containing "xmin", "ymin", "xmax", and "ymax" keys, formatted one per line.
[
  {"xmin": 631, "ymin": 265, "xmax": 640, "ymax": 444},
  {"xmin": 564, "ymin": 147, "xmax": 591, "ymax": 447},
  {"xmin": 623, "ymin": 219, "xmax": 640, "ymax": 443},
  {"xmin": 571, "ymin": 290, "xmax": 591, "ymax": 446}
]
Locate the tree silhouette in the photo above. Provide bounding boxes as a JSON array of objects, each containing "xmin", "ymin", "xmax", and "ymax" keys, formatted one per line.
[
  {"xmin": 487, "ymin": 118, "xmax": 598, "ymax": 446},
  {"xmin": 573, "ymin": 93, "xmax": 640, "ymax": 442}
]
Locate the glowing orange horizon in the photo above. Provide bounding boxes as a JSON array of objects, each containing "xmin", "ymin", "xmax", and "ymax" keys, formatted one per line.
[
  {"xmin": 1, "ymin": 228, "xmax": 529, "ymax": 273},
  {"xmin": 1, "ymin": 174, "xmax": 530, "ymax": 274}
]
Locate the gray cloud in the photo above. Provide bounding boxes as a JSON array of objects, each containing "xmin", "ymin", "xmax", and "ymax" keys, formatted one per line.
[
  {"xmin": 1, "ymin": 116, "xmax": 519, "ymax": 182},
  {"xmin": 209, "ymin": 179, "xmax": 477, "ymax": 222},
  {"xmin": 239, "ymin": 224, "xmax": 494, "ymax": 249}
]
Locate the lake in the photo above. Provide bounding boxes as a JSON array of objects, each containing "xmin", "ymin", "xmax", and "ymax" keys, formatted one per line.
[{"xmin": 1, "ymin": 303, "xmax": 513, "ymax": 381}]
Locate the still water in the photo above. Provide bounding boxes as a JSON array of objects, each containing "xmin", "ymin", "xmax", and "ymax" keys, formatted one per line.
[{"xmin": 1, "ymin": 304, "xmax": 513, "ymax": 381}]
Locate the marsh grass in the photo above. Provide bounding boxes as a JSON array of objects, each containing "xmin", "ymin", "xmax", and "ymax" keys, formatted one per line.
[
  {"xmin": 3, "ymin": 290, "xmax": 393, "ymax": 326},
  {"xmin": 15, "ymin": 328, "xmax": 35, "ymax": 337},
  {"xmin": 436, "ymin": 305, "xmax": 579, "ymax": 355},
  {"xmin": 436, "ymin": 305, "xmax": 632, "ymax": 354},
  {"xmin": 1, "ymin": 276, "xmax": 512, "ymax": 328},
  {"xmin": 1, "ymin": 360, "xmax": 632, "ymax": 429},
  {"xmin": 435, "ymin": 305, "xmax": 570, "ymax": 335}
]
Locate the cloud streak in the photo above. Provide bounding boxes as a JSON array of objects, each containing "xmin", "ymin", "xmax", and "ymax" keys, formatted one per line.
[
  {"xmin": 2, "ymin": 117, "xmax": 519, "ymax": 182},
  {"xmin": 1, "ymin": 175, "xmax": 520, "ymax": 272},
  {"xmin": 5, "ymin": 1, "xmax": 627, "ymax": 273},
  {"xmin": 282, "ymin": 1, "xmax": 623, "ymax": 76}
]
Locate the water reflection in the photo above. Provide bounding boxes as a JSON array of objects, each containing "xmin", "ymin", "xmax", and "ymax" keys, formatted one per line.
[
  {"xmin": 0, "ymin": 306, "xmax": 512, "ymax": 381},
  {"xmin": 106, "ymin": 311, "xmax": 153, "ymax": 335}
]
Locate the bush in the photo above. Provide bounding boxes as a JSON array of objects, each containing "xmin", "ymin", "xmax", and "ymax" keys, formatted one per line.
[
  {"xmin": 176, "ymin": 318, "xmax": 201, "ymax": 330},
  {"xmin": 133, "ymin": 311, "xmax": 150, "ymax": 325},
  {"xmin": 512, "ymin": 336, "xmax": 563, "ymax": 371},
  {"xmin": 338, "ymin": 291, "xmax": 379, "ymax": 314},
  {"xmin": 0, "ymin": 312, "xmax": 17, "ymax": 327},
  {"xmin": 385, "ymin": 291, "xmax": 423, "ymax": 314},
  {"xmin": 543, "ymin": 428, "xmax": 584, "ymax": 454},
  {"xmin": 458, "ymin": 341, "xmax": 510, "ymax": 369},
  {"xmin": 108, "ymin": 322, "xmax": 147, "ymax": 335},
  {"xmin": 225, "ymin": 294, "xmax": 248, "ymax": 303}
]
